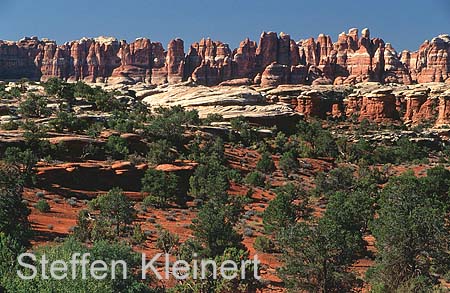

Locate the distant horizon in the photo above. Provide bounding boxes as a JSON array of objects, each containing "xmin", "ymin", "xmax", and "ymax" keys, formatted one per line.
[{"xmin": 1, "ymin": 0, "xmax": 450, "ymax": 52}]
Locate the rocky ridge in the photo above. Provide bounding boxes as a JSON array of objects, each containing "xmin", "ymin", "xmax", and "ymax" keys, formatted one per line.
[
  {"xmin": 1, "ymin": 29, "xmax": 449, "ymax": 86},
  {"xmin": 136, "ymin": 82, "xmax": 450, "ymax": 126},
  {"xmin": 2, "ymin": 80, "xmax": 450, "ymax": 126}
]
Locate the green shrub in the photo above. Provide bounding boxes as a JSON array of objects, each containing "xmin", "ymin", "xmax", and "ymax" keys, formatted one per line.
[
  {"xmin": 50, "ymin": 111, "xmax": 88, "ymax": 133},
  {"xmin": 274, "ymin": 131, "xmax": 288, "ymax": 153},
  {"xmin": 145, "ymin": 106, "xmax": 199, "ymax": 146},
  {"xmin": 254, "ymin": 236, "xmax": 275, "ymax": 253},
  {"xmin": 279, "ymin": 150, "xmax": 299, "ymax": 175},
  {"xmin": 263, "ymin": 184, "xmax": 309, "ymax": 233},
  {"xmin": 202, "ymin": 113, "xmax": 224, "ymax": 125},
  {"xmin": 1, "ymin": 120, "xmax": 19, "ymax": 131},
  {"xmin": 256, "ymin": 152, "xmax": 275, "ymax": 174},
  {"xmin": 35, "ymin": 199, "xmax": 50, "ymax": 213},
  {"xmin": 348, "ymin": 137, "xmax": 428, "ymax": 165},
  {"xmin": 0, "ymin": 238, "xmax": 150, "ymax": 292},
  {"xmin": 4, "ymin": 147, "xmax": 38, "ymax": 186},
  {"xmin": 296, "ymin": 120, "xmax": 338, "ymax": 158},
  {"xmin": 277, "ymin": 219, "xmax": 361, "ymax": 292},
  {"xmin": 141, "ymin": 195, "xmax": 156, "ymax": 207},
  {"xmin": 77, "ymin": 84, "xmax": 125, "ymax": 112},
  {"xmin": 73, "ymin": 210, "xmax": 91, "ymax": 242},
  {"xmin": 88, "ymin": 188, "xmax": 136, "ymax": 238},
  {"xmin": 313, "ymin": 166, "xmax": 355, "ymax": 197},
  {"xmin": 156, "ymin": 228, "xmax": 179, "ymax": 254},
  {"xmin": 245, "ymin": 171, "xmax": 266, "ymax": 187},
  {"xmin": 146, "ymin": 139, "xmax": 177, "ymax": 165},
  {"xmin": 394, "ymin": 137, "xmax": 427, "ymax": 163},
  {"xmin": 18, "ymin": 94, "xmax": 51, "ymax": 118},
  {"xmin": 44, "ymin": 78, "xmax": 76, "ymax": 111},
  {"xmin": 0, "ymin": 164, "xmax": 31, "ymax": 246},
  {"xmin": 188, "ymin": 137, "xmax": 226, "ymax": 163},
  {"xmin": 86, "ymin": 123, "xmax": 104, "ymax": 138},
  {"xmin": 131, "ymin": 225, "xmax": 146, "ymax": 245},
  {"xmin": 105, "ymin": 135, "xmax": 129, "ymax": 160},
  {"xmin": 444, "ymin": 271, "xmax": 450, "ymax": 283},
  {"xmin": 141, "ymin": 169, "xmax": 179, "ymax": 208},
  {"xmin": 107, "ymin": 110, "xmax": 138, "ymax": 133},
  {"xmin": 368, "ymin": 173, "xmax": 448, "ymax": 291},
  {"xmin": 191, "ymin": 200, "xmax": 244, "ymax": 257},
  {"xmin": 9, "ymin": 87, "xmax": 21, "ymax": 98},
  {"xmin": 81, "ymin": 143, "xmax": 101, "ymax": 160},
  {"xmin": 229, "ymin": 116, "xmax": 257, "ymax": 146},
  {"xmin": 189, "ymin": 158, "xmax": 229, "ymax": 201}
]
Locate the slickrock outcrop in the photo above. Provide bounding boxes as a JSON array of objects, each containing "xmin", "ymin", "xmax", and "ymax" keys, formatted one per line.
[
  {"xmin": 1, "ymin": 29, "xmax": 450, "ymax": 87},
  {"xmin": 312, "ymin": 77, "xmax": 333, "ymax": 85},
  {"xmin": 219, "ymin": 78, "xmax": 252, "ymax": 86},
  {"xmin": 100, "ymin": 79, "xmax": 448, "ymax": 126},
  {"xmin": 141, "ymin": 84, "xmax": 299, "ymax": 123},
  {"xmin": 142, "ymin": 84, "xmax": 264, "ymax": 110}
]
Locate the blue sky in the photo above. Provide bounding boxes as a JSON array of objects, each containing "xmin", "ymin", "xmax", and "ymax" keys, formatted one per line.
[{"xmin": 1, "ymin": 0, "xmax": 449, "ymax": 52}]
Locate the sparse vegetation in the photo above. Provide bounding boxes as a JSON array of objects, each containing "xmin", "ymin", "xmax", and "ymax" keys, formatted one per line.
[
  {"xmin": 2, "ymin": 79, "xmax": 450, "ymax": 292},
  {"xmin": 156, "ymin": 228, "xmax": 180, "ymax": 254}
]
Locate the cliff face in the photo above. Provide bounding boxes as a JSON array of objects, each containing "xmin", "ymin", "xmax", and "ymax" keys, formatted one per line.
[
  {"xmin": 436, "ymin": 90, "xmax": 450, "ymax": 126},
  {"xmin": 0, "ymin": 37, "xmax": 42, "ymax": 79},
  {"xmin": 1, "ymin": 29, "xmax": 449, "ymax": 86},
  {"xmin": 359, "ymin": 88, "xmax": 398, "ymax": 122},
  {"xmin": 259, "ymin": 82, "xmax": 450, "ymax": 126},
  {"xmin": 416, "ymin": 35, "xmax": 450, "ymax": 83}
]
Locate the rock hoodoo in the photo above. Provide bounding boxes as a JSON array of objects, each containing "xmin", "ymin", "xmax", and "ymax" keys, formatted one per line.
[
  {"xmin": 436, "ymin": 90, "xmax": 450, "ymax": 126},
  {"xmin": 1, "ymin": 29, "xmax": 449, "ymax": 87}
]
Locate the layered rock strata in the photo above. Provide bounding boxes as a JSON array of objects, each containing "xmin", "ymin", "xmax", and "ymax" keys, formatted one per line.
[{"xmin": 1, "ymin": 29, "xmax": 449, "ymax": 86}]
